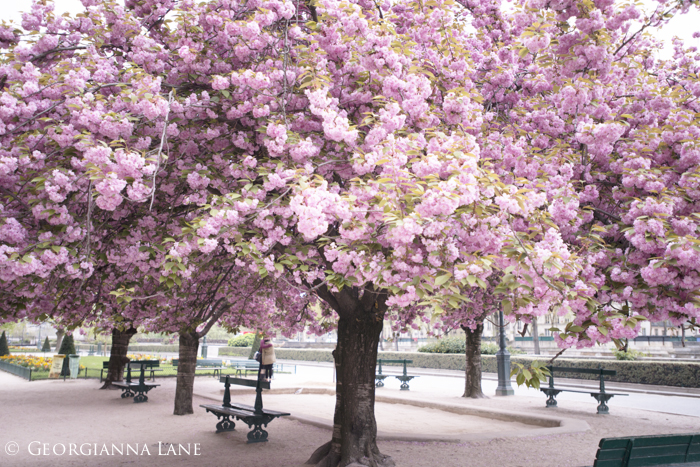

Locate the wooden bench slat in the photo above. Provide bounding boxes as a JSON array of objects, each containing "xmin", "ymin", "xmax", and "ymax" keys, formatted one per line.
[
  {"xmin": 628, "ymin": 455, "xmax": 687, "ymax": 467},
  {"xmin": 631, "ymin": 444, "xmax": 693, "ymax": 457},
  {"xmin": 219, "ymin": 376, "xmax": 270, "ymax": 389},
  {"xmin": 630, "ymin": 435, "xmax": 696, "ymax": 448},
  {"xmin": 596, "ymin": 448, "xmax": 627, "ymax": 461},
  {"xmin": 594, "ymin": 459, "xmax": 626, "ymax": 467},
  {"xmin": 600, "ymin": 439, "xmax": 632, "ymax": 449}
]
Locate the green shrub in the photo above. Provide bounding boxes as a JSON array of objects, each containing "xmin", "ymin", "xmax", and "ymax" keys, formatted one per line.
[
  {"xmin": 613, "ymin": 348, "xmax": 648, "ymax": 361},
  {"xmin": 58, "ymin": 335, "xmax": 76, "ymax": 355},
  {"xmin": 0, "ymin": 331, "xmax": 9, "ymax": 356},
  {"xmin": 417, "ymin": 336, "xmax": 465, "ymax": 353},
  {"xmin": 417, "ymin": 337, "xmax": 507, "ymax": 355},
  {"xmin": 228, "ymin": 334, "xmax": 256, "ymax": 347},
  {"xmin": 42, "ymin": 337, "xmax": 51, "ymax": 352}
]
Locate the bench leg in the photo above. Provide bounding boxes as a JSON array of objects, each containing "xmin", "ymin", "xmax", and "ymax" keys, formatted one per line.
[
  {"xmin": 133, "ymin": 393, "xmax": 148, "ymax": 403},
  {"xmin": 375, "ymin": 379, "xmax": 384, "ymax": 388},
  {"xmin": 592, "ymin": 394, "xmax": 613, "ymax": 414},
  {"xmin": 400, "ymin": 382, "xmax": 410, "ymax": 390},
  {"xmin": 214, "ymin": 415, "xmax": 236, "ymax": 433},
  {"xmin": 543, "ymin": 390, "xmax": 560, "ymax": 408},
  {"xmin": 247, "ymin": 424, "xmax": 269, "ymax": 443},
  {"xmin": 121, "ymin": 389, "xmax": 135, "ymax": 399}
]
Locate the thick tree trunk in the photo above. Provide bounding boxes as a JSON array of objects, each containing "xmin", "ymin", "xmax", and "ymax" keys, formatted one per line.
[
  {"xmin": 307, "ymin": 288, "xmax": 394, "ymax": 467},
  {"xmin": 100, "ymin": 327, "xmax": 136, "ymax": 389},
  {"xmin": 532, "ymin": 319, "xmax": 541, "ymax": 355},
  {"xmin": 174, "ymin": 331, "xmax": 199, "ymax": 415},
  {"xmin": 462, "ymin": 324, "xmax": 486, "ymax": 399}
]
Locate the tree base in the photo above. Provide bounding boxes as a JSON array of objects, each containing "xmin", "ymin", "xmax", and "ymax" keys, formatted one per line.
[
  {"xmin": 306, "ymin": 441, "xmax": 395, "ymax": 467},
  {"xmin": 99, "ymin": 382, "xmax": 121, "ymax": 390}
]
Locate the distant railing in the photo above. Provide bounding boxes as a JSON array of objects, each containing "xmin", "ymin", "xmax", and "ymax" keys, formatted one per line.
[
  {"xmin": 633, "ymin": 336, "xmax": 685, "ymax": 344},
  {"xmin": 0, "ymin": 360, "xmax": 32, "ymax": 381},
  {"xmin": 514, "ymin": 336, "xmax": 555, "ymax": 342}
]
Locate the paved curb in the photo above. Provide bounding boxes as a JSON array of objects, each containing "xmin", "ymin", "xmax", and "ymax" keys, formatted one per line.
[{"xmin": 193, "ymin": 386, "xmax": 590, "ymax": 443}]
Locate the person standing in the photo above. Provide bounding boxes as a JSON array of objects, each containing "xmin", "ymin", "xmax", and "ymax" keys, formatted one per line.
[{"xmin": 259, "ymin": 337, "xmax": 276, "ymax": 382}]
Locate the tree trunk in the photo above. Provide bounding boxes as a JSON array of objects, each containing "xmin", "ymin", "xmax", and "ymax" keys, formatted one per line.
[
  {"xmin": 532, "ymin": 319, "xmax": 541, "ymax": 355},
  {"xmin": 100, "ymin": 327, "xmax": 136, "ymax": 389},
  {"xmin": 307, "ymin": 287, "xmax": 394, "ymax": 467},
  {"xmin": 55, "ymin": 329, "xmax": 65, "ymax": 354},
  {"xmin": 249, "ymin": 333, "xmax": 262, "ymax": 360},
  {"xmin": 462, "ymin": 324, "xmax": 486, "ymax": 399},
  {"xmin": 174, "ymin": 331, "xmax": 199, "ymax": 415},
  {"xmin": 681, "ymin": 324, "xmax": 686, "ymax": 347}
]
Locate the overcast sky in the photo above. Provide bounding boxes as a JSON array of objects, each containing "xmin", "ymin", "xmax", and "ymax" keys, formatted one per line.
[{"xmin": 2, "ymin": 0, "xmax": 700, "ymax": 59}]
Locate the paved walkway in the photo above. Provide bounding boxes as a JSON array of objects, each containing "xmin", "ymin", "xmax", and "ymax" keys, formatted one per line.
[{"xmin": 2, "ymin": 358, "xmax": 699, "ymax": 466}]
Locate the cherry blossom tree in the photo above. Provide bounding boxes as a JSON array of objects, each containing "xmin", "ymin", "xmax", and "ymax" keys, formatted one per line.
[{"xmin": 4, "ymin": 0, "xmax": 700, "ymax": 465}]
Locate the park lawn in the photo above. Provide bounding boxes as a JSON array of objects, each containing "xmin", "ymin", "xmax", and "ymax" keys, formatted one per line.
[{"xmin": 27, "ymin": 356, "xmax": 246, "ymax": 380}]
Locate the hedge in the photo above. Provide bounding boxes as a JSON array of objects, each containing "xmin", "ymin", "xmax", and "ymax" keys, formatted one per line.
[
  {"xmin": 217, "ymin": 347, "xmax": 700, "ymax": 388},
  {"xmin": 75, "ymin": 344, "xmax": 180, "ymax": 353}
]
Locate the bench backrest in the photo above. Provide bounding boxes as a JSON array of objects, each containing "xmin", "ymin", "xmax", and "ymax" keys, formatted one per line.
[
  {"xmin": 173, "ymin": 358, "xmax": 223, "ymax": 367},
  {"xmin": 219, "ymin": 375, "xmax": 270, "ymax": 390},
  {"xmin": 549, "ymin": 366, "xmax": 616, "ymax": 376},
  {"xmin": 128, "ymin": 360, "xmax": 160, "ymax": 369},
  {"xmin": 378, "ymin": 359, "xmax": 413, "ymax": 364},
  {"xmin": 594, "ymin": 433, "xmax": 700, "ymax": 467}
]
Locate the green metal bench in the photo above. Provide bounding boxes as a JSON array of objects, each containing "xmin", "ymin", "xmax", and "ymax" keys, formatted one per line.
[
  {"xmin": 375, "ymin": 359, "xmax": 417, "ymax": 390},
  {"xmin": 542, "ymin": 365, "xmax": 628, "ymax": 414},
  {"xmin": 100, "ymin": 360, "xmax": 161, "ymax": 382},
  {"xmin": 593, "ymin": 433, "xmax": 700, "ymax": 466},
  {"xmin": 173, "ymin": 358, "xmax": 225, "ymax": 378},
  {"xmin": 112, "ymin": 361, "xmax": 160, "ymax": 403},
  {"xmin": 200, "ymin": 373, "xmax": 290, "ymax": 443}
]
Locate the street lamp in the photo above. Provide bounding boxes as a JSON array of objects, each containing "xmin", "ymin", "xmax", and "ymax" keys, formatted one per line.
[{"xmin": 495, "ymin": 307, "xmax": 514, "ymax": 396}]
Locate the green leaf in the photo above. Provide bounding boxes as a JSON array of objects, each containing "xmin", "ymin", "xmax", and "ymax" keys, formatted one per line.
[{"xmin": 435, "ymin": 273, "xmax": 452, "ymax": 287}]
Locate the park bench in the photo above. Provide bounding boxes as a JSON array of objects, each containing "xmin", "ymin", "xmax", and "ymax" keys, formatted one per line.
[
  {"xmin": 200, "ymin": 373, "xmax": 290, "ymax": 443},
  {"xmin": 100, "ymin": 360, "xmax": 161, "ymax": 382},
  {"xmin": 375, "ymin": 359, "xmax": 417, "ymax": 390},
  {"xmin": 232, "ymin": 360, "xmax": 261, "ymax": 377},
  {"xmin": 112, "ymin": 361, "xmax": 160, "ymax": 403},
  {"xmin": 173, "ymin": 358, "xmax": 226, "ymax": 378},
  {"xmin": 541, "ymin": 365, "xmax": 628, "ymax": 414},
  {"xmin": 593, "ymin": 433, "xmax": 700, "ymax": 467}
]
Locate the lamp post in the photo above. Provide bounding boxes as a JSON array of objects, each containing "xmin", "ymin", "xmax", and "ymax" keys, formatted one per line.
[
  {"xmin": 495, "ymin": 307, "xmax": 514, "ymax": 396},
  {"xmin": 201, "ymin": 335, "xmax": 208, "ymax": 359}
]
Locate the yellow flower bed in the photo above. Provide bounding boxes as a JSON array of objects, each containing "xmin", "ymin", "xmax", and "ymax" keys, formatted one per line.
[
  {"xmin": 0, "ymin": 355, "xmax": 85, "ymax": 372},
  {"xmin": 0, "ymin": 355, "xmax": 52, "ymax": 371}
]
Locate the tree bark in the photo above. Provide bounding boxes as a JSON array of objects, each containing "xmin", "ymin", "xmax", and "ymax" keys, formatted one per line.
[
  {"xmin": 55, "ymin": 329, "xmax": 65, "ymax": 353},
  {"xmin": 532, "ymin": 319, "xmax": 541, "ymax": 355},
  {"xmin": 462, "ymin": 323, "xmax": 486, "ymax": 399},
  {"xmin": 306, "ymin": 286, "xmax": 394, "ymax": 467},
  {"xmin": 174, "ymin": 331, "xmax": 199, "ymax": 415},
  {"xmin": 249, "ymin": 333, "xmax": 262, "ymax": 360},
  {"xmin": 100, "ymin": 327, "xmax": 137, "ymax": 389}
]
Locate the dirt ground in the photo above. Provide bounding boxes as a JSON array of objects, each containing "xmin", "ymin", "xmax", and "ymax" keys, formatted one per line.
[{"xmin": 0, "ymin": 371, "xmax": 698, "ymax": 467}]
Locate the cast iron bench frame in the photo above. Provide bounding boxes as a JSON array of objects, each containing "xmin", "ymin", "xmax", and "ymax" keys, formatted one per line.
[
  {"xmin": 200, "ymin": 372, "xmax": 289, "ymax": 443},
  {"xmin": 542, "ymin": 365, "xmax": 628, "ymax": 414},
  {"xmin": 593, "ymin": 433, "xmax": 700, "ymax": 466},
  {"xmin": 112, "ymin": 361, "xmax": 160, "ymax": 403},
  {"xmin": 375, "ymin": 359, "xmax": 417, "ymax": 390},
  {"xmin": 173, "ymin": 358, "xmax": 225, "ymax": 378},
  {"xmin": 100, "ymin": 360, "xmax": 161, "ymax": 382}
]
